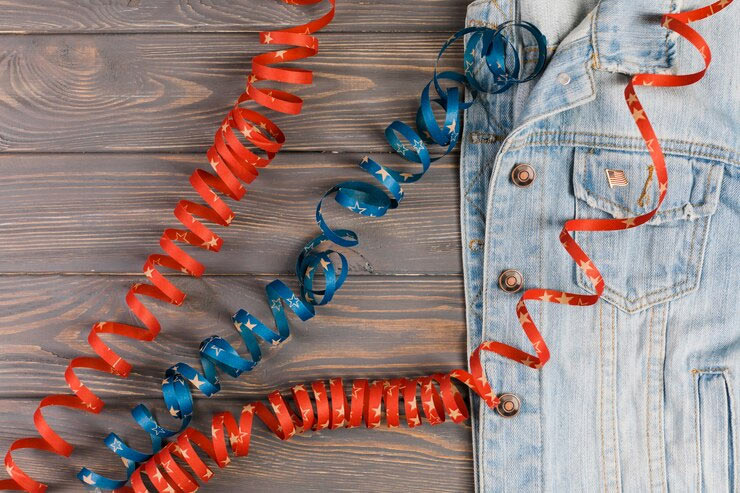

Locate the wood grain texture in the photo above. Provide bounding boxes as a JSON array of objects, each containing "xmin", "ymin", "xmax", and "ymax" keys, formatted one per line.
[
  {"xmin": 0, "ymin": 152, "xmax": 461, "ymax": 275},
  {"xmin": 0, "ymin": 5, "xmax": 476, "ymax": 491},
  {"xmin": 0, "ymin": 33, "xmax": 462, "ymax": 153},
  {"xmin": 0, "ymin": 274, "xmax": 467, "ymax": 399},
  {"xmin": 0, "ymin": 398, "xmax": 473, "ymax": 492},
  {"xmin": 0, "ymin": 0, "xmax": 469, "ymax": 34}
]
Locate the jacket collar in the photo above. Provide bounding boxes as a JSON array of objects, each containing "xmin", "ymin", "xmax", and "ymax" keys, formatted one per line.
[{"xmin": 591, "ymin": 0, "xmax": 679, "ymax": 74}]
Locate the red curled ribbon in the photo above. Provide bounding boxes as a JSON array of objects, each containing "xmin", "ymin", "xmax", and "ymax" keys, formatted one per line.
[
  {"xmin": 122, "ymin": 1, "xmax": 731, "ymax": 490},
  {"xmin": 0, "ymin": 1, "xmax": 335, "ymax": 491},
  {"xmin": 128, "ymin": 344, "xmax": 497, "ymax": 493}
]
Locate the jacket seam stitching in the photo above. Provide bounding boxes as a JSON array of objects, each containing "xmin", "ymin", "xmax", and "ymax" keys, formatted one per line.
[
  {"xmin": 646, "ymin": 306, "xmax": 655, "ymax": 490},
  {"xmin": 582, "ymin": 215, "xmax": 705, "ymax": 310},
  {"xmin": 487, "ymin": 131, "xmax": 739, "ymax": 166}
]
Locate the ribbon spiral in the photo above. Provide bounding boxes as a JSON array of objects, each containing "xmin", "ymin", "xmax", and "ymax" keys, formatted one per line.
[
  {"xmin": 92, "ymin": 21, "xmax": 549, "ymax": 488},
  {"xmin": 0, "ymin": 1, "xmax": 335, "ymax": 491},
  {"xmin": 119, "ymin": 0, "xmax": 730, "ymax": 491},
  {"xmin": 131, "ymin": 344, "xmax": 500, "ymax": 493}
]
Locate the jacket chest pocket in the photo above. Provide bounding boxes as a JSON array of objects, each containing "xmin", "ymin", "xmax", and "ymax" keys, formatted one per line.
[{"xmin": 572, "ymin": 147, "xmax": 724, "ymax": 313}]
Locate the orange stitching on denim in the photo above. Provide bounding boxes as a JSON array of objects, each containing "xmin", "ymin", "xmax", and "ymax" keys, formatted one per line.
[
  {"xmin": 498, "ymin": 130, "xmax": 740, "ymax": 166},
  {"xmin": 479, "ymin": 130, "xmax": 740, "ymax": 165},
  {"xmin": 637, "ymin": 165, "xmax": 655, "ymax": 208},
  {"xmin": 576, "ymin": 215, "xmax": 708, "ymax": 312},
  {"xmin": 646, "ymin": 306, "xmax": 655, "ymax": 489},
  {"xmin": 658, "ymin": 303, "xmax": 667, "ymax": 493},
  {"xmin": 693, "ymin": 370, "xmax": 702, "ymax": 492},
  {"xmin": 599, "ymin": 301, "xmax": 609, "ymax": 491},
  {"xmin": 611, "ymin": 304, "xmax": 622, "ymax": 492}
]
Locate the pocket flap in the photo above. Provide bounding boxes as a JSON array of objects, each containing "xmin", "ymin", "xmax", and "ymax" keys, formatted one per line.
[{"xmin": 574, "ymin": 148, "xmax": 723, "ymax": 225}]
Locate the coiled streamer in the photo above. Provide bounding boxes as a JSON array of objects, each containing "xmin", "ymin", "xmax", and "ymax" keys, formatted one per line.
[
  {"xmin": 117, "ymin": 0, "xmax": 730, "ymax": 490},
  {"xmin": 0, "ymin": 1, "xmax": 335, "ymax": 491},
  {"xmin": 92, "ymin": 20, "xmax": 549, "ymax": 489},
  {"xmin": 129, "ymin": 345, "xmax": 498, "ymax": 493}
]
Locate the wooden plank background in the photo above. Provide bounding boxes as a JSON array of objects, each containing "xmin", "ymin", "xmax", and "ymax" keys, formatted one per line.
[{"xmin": 0, "ymin": 1, "xmax": 472, "ymax": 491}]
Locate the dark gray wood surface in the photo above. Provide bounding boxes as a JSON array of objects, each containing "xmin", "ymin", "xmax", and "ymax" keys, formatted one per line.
[{"xmin": 0, "ymin": 2, "xmax": 472, "ymax": 491}]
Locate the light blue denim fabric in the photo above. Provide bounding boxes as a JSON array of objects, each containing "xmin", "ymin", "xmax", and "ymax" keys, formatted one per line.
[{"xmin": 460, "ymin": 0, "xmax": 739, "ymax": 491}]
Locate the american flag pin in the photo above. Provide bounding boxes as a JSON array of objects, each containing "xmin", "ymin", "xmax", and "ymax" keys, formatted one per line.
[{"xmin": 605, "ymin": 168, "xmax": 629, "ymax": 188}]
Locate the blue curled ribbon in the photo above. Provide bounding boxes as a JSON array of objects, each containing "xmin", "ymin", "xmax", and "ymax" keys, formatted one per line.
[{"xmin": 79, "ymin": 21, "xmax": 546, "ymax": 489}]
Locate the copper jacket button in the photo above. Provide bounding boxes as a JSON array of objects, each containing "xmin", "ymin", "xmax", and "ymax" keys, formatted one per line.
[
  {"xmin": 511, "ymin": 163, "xmax": 535, "ymax": 187},
  {"xmin": 496, "ymin": 393, "xmax": 521, "ymax": 417},
  {"xmin": 498, "ymin": 269, "xmax": 523, "ymax": 293}
]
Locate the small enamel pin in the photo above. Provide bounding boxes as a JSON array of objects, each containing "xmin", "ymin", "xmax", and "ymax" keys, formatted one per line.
[{"xmin": 605, "ymin": 168, "xmax": 629, "ymax": 188}]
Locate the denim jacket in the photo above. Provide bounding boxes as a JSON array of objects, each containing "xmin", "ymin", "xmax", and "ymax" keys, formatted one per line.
[{"xmin": 460, "ymin": 0, "xmax": 738, "ymax": 491}]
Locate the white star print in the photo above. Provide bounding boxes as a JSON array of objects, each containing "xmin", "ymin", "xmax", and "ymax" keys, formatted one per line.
[
  {"xmin": 350, "ymin": 201, "xmax": 366, "ymax": 214},
  {"xmin": 556, "ymin": 292, "xmax": 573, "ymax": 305},
  {"xmin": 202, "ymin": 236, "xmax": 218, "ymax": 249},
  {"xmin": 263, "ymin": 33, "xmax": 273, "ymax": 44},
  {"xmin": 287, "ymin": 294, "xmax": 301, "ymax": 309},
  {"xmin": 375, "ymin": 167, "xmax": 391, "ymax": 181},
  {"xmin": 578, "ymin": 259, "xmax": 595, "ymax": 273},
  {"xmin": 151, "ymin": 426, "xmax": 167, "ymax": 436},
  {"xmin": 190, "ymin": 374, "xmax": 206, "ymax": 389},
  {"xmin": 645, "ymin": 139, "xmax": 655, "ymax": 153},
  {"xmin": 110, "ymin": 438, "xmax": 124, "ymax": 453}
]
